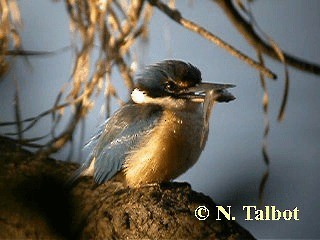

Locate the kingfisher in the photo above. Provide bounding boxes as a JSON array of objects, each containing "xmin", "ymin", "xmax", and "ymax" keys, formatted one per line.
[{"xmin": 73, "ymin": 60, "xmax": 235, "ymax": 187}]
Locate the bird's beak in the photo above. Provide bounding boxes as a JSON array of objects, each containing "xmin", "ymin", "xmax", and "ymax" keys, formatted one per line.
[{"xmin": 179, "ymin": 83, "xmax": 236, "ymax": 103}]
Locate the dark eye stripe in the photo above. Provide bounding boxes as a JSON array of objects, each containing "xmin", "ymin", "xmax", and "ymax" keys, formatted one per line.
[{"xmin": 165, "ymin": 80, "xmax": 177, "ymax": 92}]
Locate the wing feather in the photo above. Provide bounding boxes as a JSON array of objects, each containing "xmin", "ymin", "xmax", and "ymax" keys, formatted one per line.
[{"xmin": 78, "ymin": 103, "xmax": 162, "ymax": 184}]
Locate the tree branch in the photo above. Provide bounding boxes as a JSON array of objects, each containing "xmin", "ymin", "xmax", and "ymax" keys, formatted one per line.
[
  {"xmin": 215, "ymin": 0, "xmax": 320, "ymax": 76},
  {"xmin": 147, "ymin": 0, "xmax": 277, "ymax": 79},
  {"xmin": 0, "ymin": 136, "xmax": 255, "ymax": 239}
]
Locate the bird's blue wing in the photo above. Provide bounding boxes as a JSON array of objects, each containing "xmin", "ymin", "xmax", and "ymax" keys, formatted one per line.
[{"xmin": 86, "ymin": 103, "xmax": 162, "ymax": 184}]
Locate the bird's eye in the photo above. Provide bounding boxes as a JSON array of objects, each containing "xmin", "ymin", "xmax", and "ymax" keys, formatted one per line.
[{"xmin": 165, "ymin": 80, "xmax": 176, "ymax": 92}]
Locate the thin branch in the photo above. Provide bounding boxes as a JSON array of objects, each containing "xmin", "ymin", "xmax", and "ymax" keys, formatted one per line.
[
  {"xmin": 243, "ymin": 0, "xmax": 290, "ymax": 120},
  {"xmin": 5, "ymin": 46, "xmax": 71, "ymax": 56},
  {"xmin": 0, "ymin": 96, "xmax": 83, "ymax": 130},
  {"xmin": 215, "ymin": 0, "xmax": 320, "ymax": 76},
  {"xmin": 147, "ymin": 0, "xmax": 277, "ymax": 79},
  {"xmin": 35, "ymin": 103, "xmax": 84, "ymax": 158},
  {"xmin": 257, "ymin": 51, "xmax": 270, "ymax": 207},
  {"xmin": 115, "ymin": 56, "xmax": 135, "ymax": 90},
  {"xmin": 13, "ymin": 77, "xmax": 23, "ymax": 141}
]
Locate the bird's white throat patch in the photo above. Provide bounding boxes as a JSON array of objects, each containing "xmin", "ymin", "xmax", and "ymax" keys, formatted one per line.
[{"xmin": 131, "ymin": 88, "xmax": 148, "ymax": 104}]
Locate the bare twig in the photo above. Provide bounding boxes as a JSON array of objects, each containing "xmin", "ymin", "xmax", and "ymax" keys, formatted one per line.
[
  {"xmin": 243, "ymin": 0, "xmax": 290, "ymax": 120},
  {"xmin": 257, "ymin": 51, "xmax": 270, "ymax": 206},
  {"xmin": 13, "ymin": 77, "xmax": 23, "ymax": 141},
  {"xmin": 5, "ymin": 46, "xmax": 71, "ymax": 56},
  {"xmin": 215, "ymin": 0, "xmax": 320, "ymax": 76}
]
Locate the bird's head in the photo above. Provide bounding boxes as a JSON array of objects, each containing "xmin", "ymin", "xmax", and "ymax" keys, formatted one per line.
[{"xmin": 131, "ymin": 60, "xmax": 235, "ymax": 106}]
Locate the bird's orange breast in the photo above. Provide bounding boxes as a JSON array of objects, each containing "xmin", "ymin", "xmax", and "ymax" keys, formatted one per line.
[{"xmin": 124, "ymin": 105, "xmax": 206, "ymax": 187}]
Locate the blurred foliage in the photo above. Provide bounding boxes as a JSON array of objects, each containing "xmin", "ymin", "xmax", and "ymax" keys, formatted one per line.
[{"xmin": 0, "ymin": 0, "xmax": 21, "ymax": 78}]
